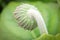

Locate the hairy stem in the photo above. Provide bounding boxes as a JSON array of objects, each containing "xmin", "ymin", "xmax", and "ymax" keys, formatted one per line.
[{"xmin": 27, "ymin": 8, "xmax": 48, "ymax": 34}]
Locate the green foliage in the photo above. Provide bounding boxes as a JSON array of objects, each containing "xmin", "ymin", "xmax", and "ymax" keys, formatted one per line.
[
  {"xmin": 35, "ymin": 34, "xmax": 55, "ymax": 40},
  {"xmin": 10, "ymin": 0, "xmax": 57, "ymax": 2},
  {"xmin": 0, "ymin": 1, "xmax": 59, "ymax": 40},
  {"xmin": 56, "ymin": 33, "xmax": 60, "ymax": 40},
  {"xmin": 57, "ymin": 0, "xmax": 60, "ymax": 6},
  {"xmin": 35, "ymin": 33, "xmax": 60, "ymax": 40}
]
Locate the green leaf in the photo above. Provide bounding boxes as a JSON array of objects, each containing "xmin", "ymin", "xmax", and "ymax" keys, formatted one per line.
[
  {"xmin": 56, "ymin": 33, "xmax": 60, "ymax": 40},
  {"xmin": 35, "ymin": 34, "xmax": 55, "ymax": 40},
  {"xmin": 35, "ymin": 33, "xmax": 60, "ymax": 40}
]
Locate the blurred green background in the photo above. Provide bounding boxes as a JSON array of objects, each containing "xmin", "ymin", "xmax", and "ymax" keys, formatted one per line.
[
  {"xmin": 0, "ymin": 0, "xmax": 59, "ymax": 13},
  {"xmin": 0, "ymin": 0, "xmax": 60, "ymax": 40}
]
